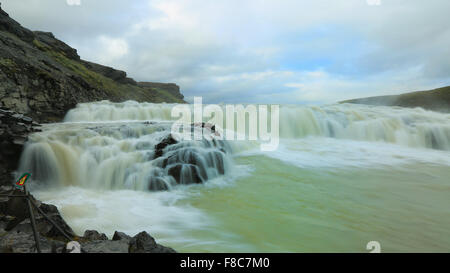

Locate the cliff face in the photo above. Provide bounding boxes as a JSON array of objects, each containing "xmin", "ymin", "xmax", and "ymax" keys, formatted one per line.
[
  {"xmin": 342, "ymin": 86, "xmax": 450, "ymax": 113},
  {"xmin": 0, "ymin": 7, "xmax": 185, "ymax": 123},
  {"xmin": 0, "ymin": 109, "xmax": 40, "ymax": 186}
]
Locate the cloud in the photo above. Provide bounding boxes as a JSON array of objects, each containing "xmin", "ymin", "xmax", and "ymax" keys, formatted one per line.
[
  {"xmin": 2, "ymin": 0, "xmax": 450, "ymax": 104},
  {"xmin": 95, "ymin": 36, "xmax": 129, "ymax": 64}
]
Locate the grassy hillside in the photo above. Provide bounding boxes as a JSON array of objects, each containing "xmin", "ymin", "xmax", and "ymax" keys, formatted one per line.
[{"xmin": 342, "ymin": 86, "xmax": 450, "ymax": 113}]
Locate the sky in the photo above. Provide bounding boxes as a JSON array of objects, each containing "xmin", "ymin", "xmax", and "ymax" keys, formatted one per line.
[{"xmin": 2, "ymin": 0, "xmax": 450, "ymax": 104}]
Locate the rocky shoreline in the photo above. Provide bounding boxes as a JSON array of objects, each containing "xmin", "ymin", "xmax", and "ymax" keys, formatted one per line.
[{"xmin": 0, "ymin": 185, "xmax": 176, "ymax": 253}]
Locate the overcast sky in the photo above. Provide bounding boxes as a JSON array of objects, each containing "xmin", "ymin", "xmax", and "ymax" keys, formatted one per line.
[{"xmin": 2, "ymin": 0, "xmax": 450, "ymax": 104}]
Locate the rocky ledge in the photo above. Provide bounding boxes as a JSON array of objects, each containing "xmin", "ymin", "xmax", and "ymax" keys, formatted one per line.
[{"xmin": 0, "ymin": 185, "xmax": 176, "ymax": 253}]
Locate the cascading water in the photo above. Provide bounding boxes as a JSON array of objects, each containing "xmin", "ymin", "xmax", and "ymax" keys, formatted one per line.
[
  {"xmin": 279, "ymin": 104, "xmax": 450, "ymax": 150},
  {"xmin": 17, "ymin": 100, "xmax": 450, "ymax": 252},
  {"xmin": 63, "ymin": 100, "xmax": 450, "ymax": 151},
  {"xmin": 19, "ymin": 121, "xmax": 232, "ymax": 191}
]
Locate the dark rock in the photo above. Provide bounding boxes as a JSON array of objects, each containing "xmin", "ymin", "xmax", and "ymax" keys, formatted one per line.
[
  {"xmin": 112, "ymin": 231, "xmax": 132, "ymax": 242},
  {"xmin": 0, "ymin": 184, "xmax": 176, "ymax": 253},
  {"xmin": 148, "ymin": 176, "xmax": 170, "ymax": 191},
  {"xmin": 208, "ymin": 151, "xmax": 225, "ymax": 175},
  {"xmin": 39, "ymin": 203, "xmax": 59, "ymax": 214},
  {"xmin": 191, "ymin": 122, "xmax": 216, "ymax": 133},
  {"xmin": 0, "ymin": 230, "xmax": 53, "ymax": 253},
  {"xmin": 5, "ymin": 189, "xmax": 29, "ymax": 222},
  {"xmin": 168, "ymin": 164, "xmax": 204, "ymax": 184},
  {"xmin": 0, "ymin": 7, "xmax": 34, "ymax": 43},
  {"xmin": 128, "ymin": 231, "xmax": 176, "ymax": 253},
  {"xmin": 0, "ymin": 109, "xmax": 40, "ymax": 186},
  {"xmin": 38, "ymin": 213, "xmax": 76, "ymax": 239},
  {"xmin": 154, "ymin": 134, "xmax": 178, "ymax": 159},
  {"xmin": 82, "ymin": 240, "xmax": 129, "ymax": 253},
  {"xmin": 83, "ymin": 230, "xmax": 108, "ymax": 241}
]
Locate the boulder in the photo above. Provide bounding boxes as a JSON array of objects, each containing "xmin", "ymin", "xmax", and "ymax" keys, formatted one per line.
[
  {"xmin": 148, "ymin": 176, "xmax": 170, "ymax": 191},
  {"xmin": 128, "ymin": 231, "xmax": 176, "ymax": 253},
  {"xmin": 168, "ymin": 164, "xmax": 204, "ymax": 185},
  {"xmin": 82, "ymin": 240, "xmax": 129, "ymax": 253},
  {"xmin": 112, "ymin": 231, "xmax": 132, "ymax": 242},
  {"xmin": 154, "ymin": 134, "xmax": 178, "ymax": 159},
  {"xmin": 83, "ymin": 230, "xmax": 108, "ymax": 241},
  {"xmin": 0, "ymin": 231, "xmax": 53, "ymax": 253}
]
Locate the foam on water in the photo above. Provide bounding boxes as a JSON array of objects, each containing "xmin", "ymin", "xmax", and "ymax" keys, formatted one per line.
[{"xmin": 240, "ymin": 138, "xmax": 450, "ymax": 169}]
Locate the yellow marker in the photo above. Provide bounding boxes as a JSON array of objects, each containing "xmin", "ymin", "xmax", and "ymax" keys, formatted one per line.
[{"xmin": 15, "ymin": 173, "xmax": 31, "ymax": 188}]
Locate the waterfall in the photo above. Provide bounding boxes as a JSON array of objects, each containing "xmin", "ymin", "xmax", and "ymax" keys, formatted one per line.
[
  {"xmin": 18, "ymin": 121, "xmax": 232, "ymax": 191},
  {"xmin": 18, "ymin": 100, "xmax": 450, "ymax": 191},
  {"xmin": 279, "ymin": 104, "xmax": 450, "ymax": 150},
  {"xmin": 66, "ymin": 100, "xmax": 450, "ymax": 150}
]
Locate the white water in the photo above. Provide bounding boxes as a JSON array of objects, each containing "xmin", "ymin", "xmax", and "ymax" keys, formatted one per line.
[{"xmin": 20, "ymin": 101, "xmax": 450, "ymax": 252}]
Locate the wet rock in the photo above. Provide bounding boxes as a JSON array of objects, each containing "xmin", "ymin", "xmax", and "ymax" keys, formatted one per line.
[
  {"xmin": 151, "ymin": 130, "xmax": 230, "ymax": 189},
  {"xmin": 168, "ymin": 164, "xmax": 204, "ymax": 185},
  {"xmin": 39, "ymin": 203, "xmax": 59, "ymax": 214},
  {"xmin": 0, "ymin": 231, "xmax": 54, "ymax": 253},
  {"xmin": 154, "ymin": 134, "xmax": 178, "ymax": 159},
  {"xmin": 128, "ymin": 231, "xmax": 176, "ymax": 253},
  {"xmin": 82, "ymin": 240, "xmax": 129, "ymax": 253},
  {"xmin": 148, "ymin": 176, "xmax": 170, "ymax": 191},
  {"xmin": 83, "ymin": 230, "xmax": 108, "ymax": 241},
  {"xmin": 191, "ymin": 122, "xmax": 216, "ymax": 133},
  {"xmin": 112, "ymin": 231, "xmax": 132, "ymax": 242},
  {"xmin": 0, "ymin": 108, "xmax": 41, "ymax": 186},
  {"xmin": 207, "ymin": 151, "xmax": 226, "ymax": 175}
]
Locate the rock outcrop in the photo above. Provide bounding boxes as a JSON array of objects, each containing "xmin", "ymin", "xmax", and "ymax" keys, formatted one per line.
[
  {"xmin": 0, "ymin": 185, "xmax": 176, "ymax": 253},
  {"xmin": 128, "ymin": 231, "xmax": 176, "ymax": 253},
  {"xmin": 138, "ymin": 82, "xmax": 184, "ymax": 100},
  {"xmin": 148, "ymin": 125, "xmax": 231, "ymax": 191},
  {"xmin": 0, "ymin": 6, "xmax": 185, "ymax": 123}
]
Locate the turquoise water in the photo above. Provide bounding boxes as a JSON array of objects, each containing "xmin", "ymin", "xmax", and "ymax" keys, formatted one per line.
[{"xmin": 174, "ymin": 154, "xmax": 450, "ymax": 252}]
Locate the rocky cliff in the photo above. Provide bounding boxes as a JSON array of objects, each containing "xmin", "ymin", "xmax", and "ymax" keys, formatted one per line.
[
  {"xmin": 0, "ymin": 108, "xmax": 40, "ymax": 186},
  {"xmin": 0, "ymin": 6, "xmax": 185, "ymax": 123}
]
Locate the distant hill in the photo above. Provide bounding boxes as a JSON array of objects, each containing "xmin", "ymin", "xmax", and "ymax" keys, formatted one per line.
[
  {"xmin": 342, "ymin": 86, "xmax": 450, "ymax": 113},
  {"xmin": 0, "ymin": 6, "xmax": 185, "ymax": 122}
]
